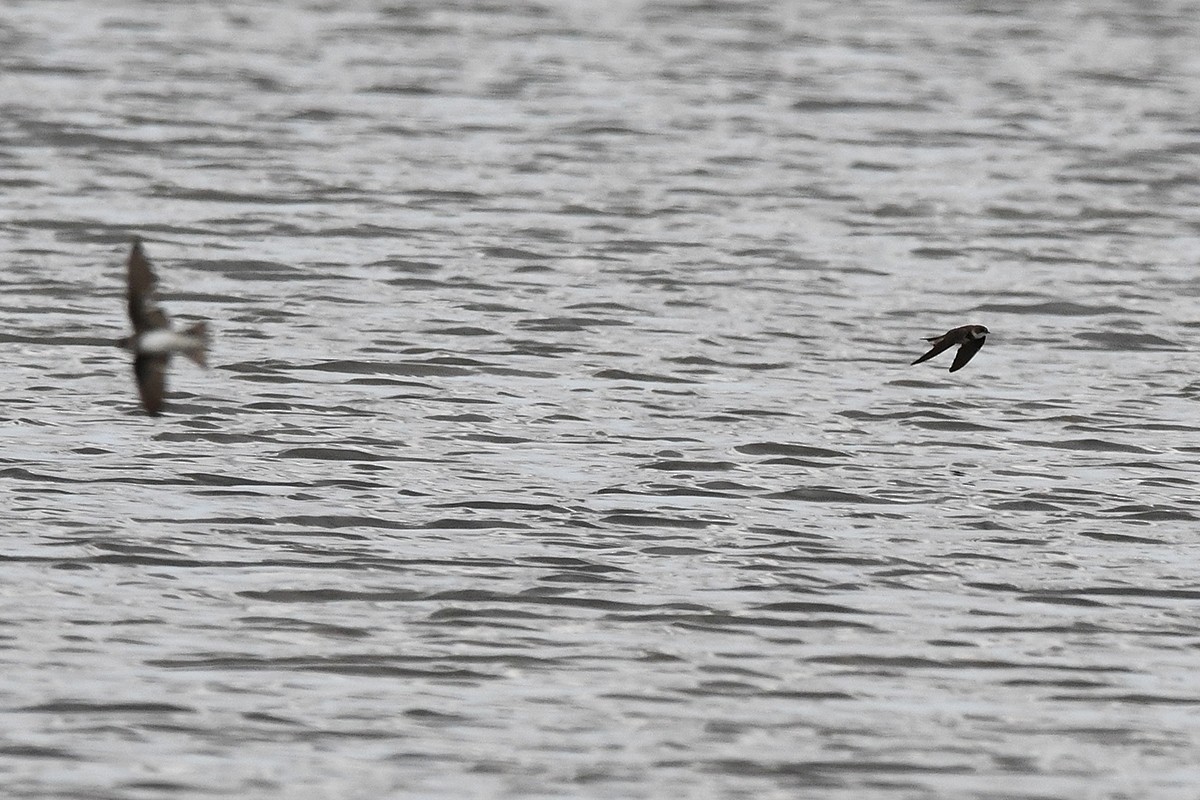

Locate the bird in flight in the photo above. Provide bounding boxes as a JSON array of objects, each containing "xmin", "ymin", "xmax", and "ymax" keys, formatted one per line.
[
  {"xmin": 910, "ymin": 324, "xmax": 988, "ymax": 373},
  {"xmin": 116, "ymin": 238, "xmax": 209, "ymax": 415}
]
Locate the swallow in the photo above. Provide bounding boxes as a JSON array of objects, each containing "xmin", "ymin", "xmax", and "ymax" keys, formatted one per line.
[
  {"xmin": 116, "ymin": 238, "xmax": 209, "ymax": 415},
  {"xmin": 910, "ymin": 324, "xmax": 988, "ymax": 373}
]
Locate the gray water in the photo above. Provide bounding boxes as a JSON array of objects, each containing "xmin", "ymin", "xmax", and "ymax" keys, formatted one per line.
[{"xmin": 3, "ymin": 1, "xmax": 1200, "ymax": 797}]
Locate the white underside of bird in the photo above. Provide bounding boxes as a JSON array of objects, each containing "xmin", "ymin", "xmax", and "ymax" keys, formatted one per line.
[{"xmin": 131, "ymin": 325, "xmax": 208, "ymax": 365}]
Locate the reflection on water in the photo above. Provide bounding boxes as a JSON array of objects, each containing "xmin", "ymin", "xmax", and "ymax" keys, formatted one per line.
[{"xmin": 3, "ymin": 1, "xmax": 1200, "ymax": 797}]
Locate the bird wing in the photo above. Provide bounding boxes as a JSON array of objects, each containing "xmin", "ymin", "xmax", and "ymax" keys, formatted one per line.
[
  {"xmin": 127, "ymin": 239, "xmax": 169, "ymax": 333},
  {"xmin": 910, "ymin": 335, "xmax": 955, "ymax": 366},
  {"xmin": 948, "ymin": 337, "xmax": 985, "ymax": 372},
  {"xmin": 133, "ymin": 353, "xmax": 168, "ymax": 415}
]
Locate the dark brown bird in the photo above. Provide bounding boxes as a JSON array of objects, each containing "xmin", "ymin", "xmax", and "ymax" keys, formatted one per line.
[
  {"xmin": 115, "ymin": 238, "xmax": 209, "ymax": 415},
  {"xmin": 910, "ymin": 324, "xmax": 988, "ymax": 373}
]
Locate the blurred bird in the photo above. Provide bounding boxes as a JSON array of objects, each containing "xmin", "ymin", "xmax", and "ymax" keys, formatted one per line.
[{"xmin": 116, "ymin": 238, "xmax": 209, "ymax": 415}]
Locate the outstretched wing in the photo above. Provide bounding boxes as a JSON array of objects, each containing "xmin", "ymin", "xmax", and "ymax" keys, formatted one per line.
[
  {"xmin": 910, "ymin": 335, "xmax": 954, "ymax": 366},
  {"xmin": 133, "ymin": 353, "xmax": 168, "ymax": 415},
  {"xmin": 127, "ymin": 238, "xmax": 169, "ymax": 333},
  {"xmin": 948, "ymin": 337, "xmax": 985, "ymax": 372}
]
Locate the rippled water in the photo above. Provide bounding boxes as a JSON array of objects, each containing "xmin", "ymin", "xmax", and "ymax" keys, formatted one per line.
[{"xmin": 4, "ymin": 1, "xmax": 1200, "ymax": 797}]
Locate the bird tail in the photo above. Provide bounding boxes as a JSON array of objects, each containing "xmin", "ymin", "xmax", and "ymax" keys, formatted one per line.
[{"xmin": 182, "ymin": 321, "xmax": 210, "ymax": 368}]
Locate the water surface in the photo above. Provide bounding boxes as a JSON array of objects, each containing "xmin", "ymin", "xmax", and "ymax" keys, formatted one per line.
[{"xmin": 3, "ymin": 1, "xmax": 1200, "ymax": 797}]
